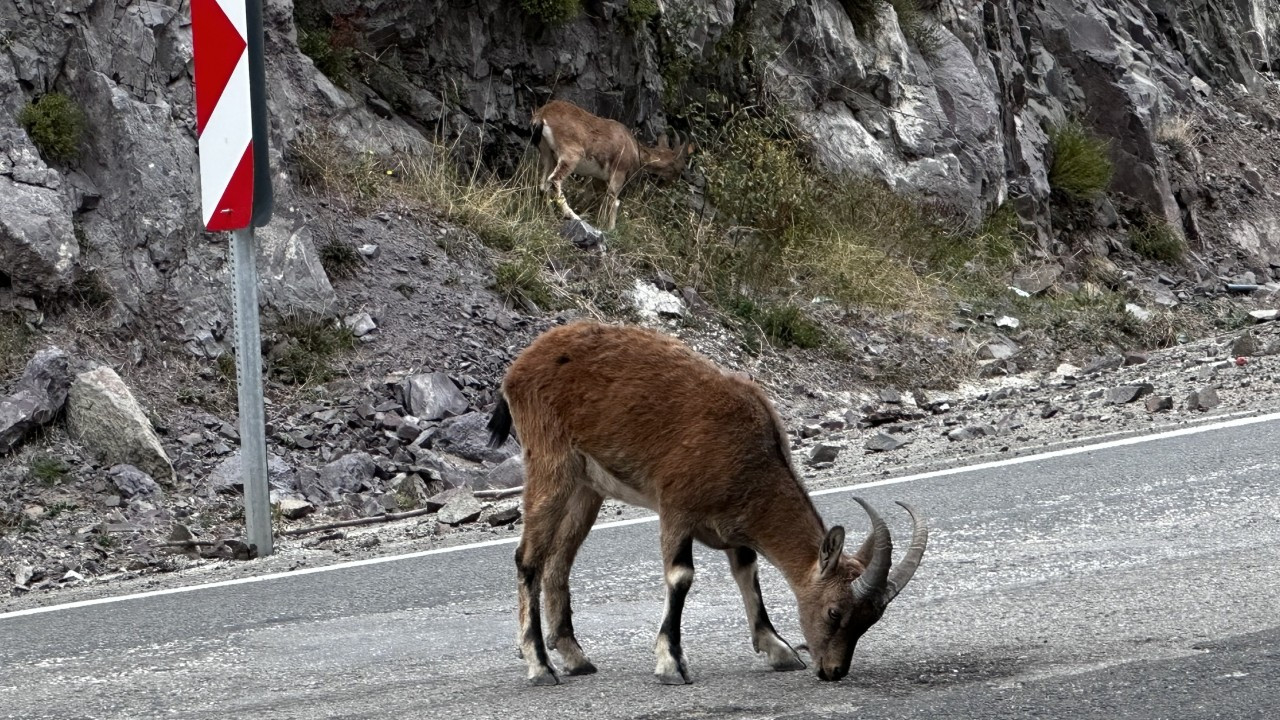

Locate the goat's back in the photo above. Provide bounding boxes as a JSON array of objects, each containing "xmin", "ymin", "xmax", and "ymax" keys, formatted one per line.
[
  {"xmin": 531, "ymin": 100, "xmax": 641, "ymax": 169},
  {"xmin": 501, "ymin": 321, "xmax": 793, "ymax": 509}
]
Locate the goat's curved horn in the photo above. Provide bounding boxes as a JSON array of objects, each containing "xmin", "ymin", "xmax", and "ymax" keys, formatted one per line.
[
  {"xmin": 882, "ymin": 501, "xmax": 928, "ymax": 604},
  {"xmin": 850, "ymin": 497, "xmax": 892, "ymax": 604}
]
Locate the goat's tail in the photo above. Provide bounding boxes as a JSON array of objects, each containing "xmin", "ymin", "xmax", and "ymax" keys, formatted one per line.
[
  {"xmin": 487, "ymin": 394, "xmax": 514, "ymax": 449},
  {"xmin": 530, "ymin": 108, "xmax": 545, "ymax": 147}
]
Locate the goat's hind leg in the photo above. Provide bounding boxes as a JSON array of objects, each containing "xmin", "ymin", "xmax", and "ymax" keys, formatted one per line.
[
  {"xmin": 727, "ymin": 547, "xmax": 805, "ymax": 671},
  {"xmin": 514, "ymin": 539, "xmax": 558, "ymax": 686},
  {"xmin": 542, "ymin": 482, "xmax": 604, "ymax": 675},
  {"xmin": 514, "ymin": 450, "xmax": 579, "ymax": 686},
  {"xmin": 536, "ymin": 141, "xmax": 556, "ymax": 194}
]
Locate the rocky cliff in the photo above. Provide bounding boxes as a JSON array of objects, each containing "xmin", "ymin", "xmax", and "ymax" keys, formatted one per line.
[{"xmin": 4, "ymin": 0, "xmax": 1280, "ymax": 354}]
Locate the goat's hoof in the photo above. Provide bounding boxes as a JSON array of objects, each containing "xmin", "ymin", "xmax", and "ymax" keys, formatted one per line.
[
  {"xmin": 656, "ymin": 670, "xmax": 692, "ymax": 685},
  {"xmin": 769, "ymin": 654, "xmax": 807, "ymax": 672},
  {"xmin": 527, "ymin": 669, "xmax": 560, "ymax": 686},
  {"xmin": 564, "ymin": 659, "xmax": 598, "ymax": 676}
]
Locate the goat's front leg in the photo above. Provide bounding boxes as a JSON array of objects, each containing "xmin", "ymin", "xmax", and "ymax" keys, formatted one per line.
[
  {"xmin": 654, "ymin": 527, "xmax": 695, "ymax": 685},
  {"xmin": 727, "ymin": 547, "xmax": 805, "ymax": 671},
  {"xmin": 548, "ymin": 159, "xmax": 582, "ymax": 223}
]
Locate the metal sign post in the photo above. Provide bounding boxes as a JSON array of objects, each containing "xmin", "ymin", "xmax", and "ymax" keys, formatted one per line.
[
  {"xmin": 192, "ymin": 0, "xmax": 275, "ymax": 556},
  {"xmin": 230, "ymin": 228, "xmax": 271, "ymax": 556}
]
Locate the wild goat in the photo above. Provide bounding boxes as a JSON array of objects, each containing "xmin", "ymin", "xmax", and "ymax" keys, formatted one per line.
[
  {"xmin": 487, "ymin": 320, "xmax": 928, "ymax": 685},
  {"xmin": 530, "ymin": 99, "xmax": 692, "ymax": 231}
]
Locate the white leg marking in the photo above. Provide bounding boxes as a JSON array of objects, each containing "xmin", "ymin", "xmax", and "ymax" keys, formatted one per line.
[
  {"xmin": 666, "ymin": 566, "xmax": 694, "ymax": 589},
  {"xmin": 654, "ymin": 635, "xmax": 682, "ymax": 677}
]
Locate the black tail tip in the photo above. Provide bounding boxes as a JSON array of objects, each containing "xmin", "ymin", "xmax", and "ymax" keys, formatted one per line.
[{"xmin": 487, "ymin": 396, "xmax": 513, "ymax": 449}]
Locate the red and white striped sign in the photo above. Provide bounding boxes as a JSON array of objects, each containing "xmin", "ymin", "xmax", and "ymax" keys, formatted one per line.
[{"xmin": 192, "ymin": 0, "xmax": 255, "ymax": 232}]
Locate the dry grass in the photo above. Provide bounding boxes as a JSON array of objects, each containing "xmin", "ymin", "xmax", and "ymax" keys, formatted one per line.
[
  {"xmin": 0, "ymin": 312, "xmax": 34, "ymax": 383},
  {"xmin": 1155, "ymin": 115, "xmax": 1201, "ymax": 162},
  {"xmin": 283, "ymin": 114, "xmax": 1115, "ymax": 372}
]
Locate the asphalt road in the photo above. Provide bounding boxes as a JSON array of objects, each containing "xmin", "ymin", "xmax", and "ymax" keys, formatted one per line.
[{"xmin": 2, "ymin": 420, "xmax": 1278, "ymax": 719}]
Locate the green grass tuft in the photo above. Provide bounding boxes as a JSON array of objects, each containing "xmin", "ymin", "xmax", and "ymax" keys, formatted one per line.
[
  {"xmin": 1049, "ymin": 121, "xmax": 1113, "ymax": 201},
  {"xmin": 493, "ymin": 257, "xmax": 558, "ymax": 311},
  {"xmin": 270, "ymin": 316, "xmax": 356, "ymax": 386},
  {"xmin": 318, "ymin": 238, "xmax": 362, "ymax": 279},
  {"xmin": 519, "ymin": 0, "xmax": 581, "ymax": 24},
  {"xmin": 19, "ymin": 93, "xmax": 85, "ymax": 164},
  {"xmin": 1129, "ymin": 215, "xmax": 1186, "ymax": 264},
  {"xmin": 732, "ymin": 298, "xmax": 825, "ymax": 349},
  {"xmin": 30, "ymin": 455, "xmax": 71, "ymax": 487}
]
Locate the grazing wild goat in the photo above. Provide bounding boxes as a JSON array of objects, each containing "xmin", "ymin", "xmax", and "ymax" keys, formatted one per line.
[
  {"xmin": 530, "ymin": 99, "xmax": 692, "ymax": 231},
  {"xmin": 487, "ymin": 321, "xmax": 928, "ymax": 686}
]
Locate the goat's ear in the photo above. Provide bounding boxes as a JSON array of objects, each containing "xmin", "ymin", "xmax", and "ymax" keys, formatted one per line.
[
  {"xmin": 819, "ymin": 526, "xmax": 846, "ymax": 577},
  {"xmin": 684, "ymin": 142, "xmax": 696, "ymax": 156}
]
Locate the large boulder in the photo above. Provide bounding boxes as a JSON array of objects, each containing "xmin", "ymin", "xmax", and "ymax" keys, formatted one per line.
[
  {"xmin": 0, "ymin": 347, "xmax": 71, "ymax": 454},
  {"xmin": 67, "ymin": 366, "xmax": 174, "ymax": 482},
  {"xmin": 402, "ymin": 373, "xmax": 468, "ymax": 421}
]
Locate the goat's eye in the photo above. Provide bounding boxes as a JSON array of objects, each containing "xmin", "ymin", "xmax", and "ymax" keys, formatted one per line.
[{"xmin": 827, "ymin": 608, "xmax": 841, "ymax": 623}]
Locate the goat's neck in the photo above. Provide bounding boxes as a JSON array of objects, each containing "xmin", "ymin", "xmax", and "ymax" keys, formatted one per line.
[{"xmin": 752, "ymin": 478, "xmax": 827, "ymax": 588}]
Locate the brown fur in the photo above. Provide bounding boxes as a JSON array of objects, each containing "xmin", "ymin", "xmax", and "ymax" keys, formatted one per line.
[
  {"xmin": 531, "ymin": 100, "xmax": 692, "ymax": 230},
  {"xmin": 494, "ymin": 320, "xmax": 919, "ymax": 685}
]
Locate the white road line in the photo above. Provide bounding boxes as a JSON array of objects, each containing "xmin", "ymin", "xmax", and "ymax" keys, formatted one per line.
[{"xmin": 4, "ymin": 410, "xmax": 1279, "ymax": 621}]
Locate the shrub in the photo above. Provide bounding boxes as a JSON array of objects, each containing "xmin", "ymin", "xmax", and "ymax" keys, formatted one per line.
[
  {"xmin": 520, "ymin": 0, "xmax": 581, "ymax": 25},
  {"xmin": 293, "ymin": 0, "xmax": 359, "ymax": 89},
  {"xmin": 626, "ymin": 0, "xmax": 659, "ymax": 29},
  {"xmin": 1007, "ymin": 288, "xmax": 1186, "ymax": 354},
  {"xmin": 18, "ymin": 93, "xmax": 85, "ymax": 164},
  {"xmin": 72, "ymin": 270, "xmax": 113, "ymax": 309},
  {"xmin": 1049, "ymin": 121, "xmax": 1113, "ymax": 200},
  {"xmin": 733, "ymin": 298, "xmax": 825, "ymax": 349},
  {"xmin": 700, "ymin": 112, "xmax": 816, "ymax": 238},
  {"xmin": 298, "ymin": 28, "xmax": 356, "ymax": 88},
  {"xmin": 1129, "ymin": 215, "xmax": 1186, "ymax": 263}
]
